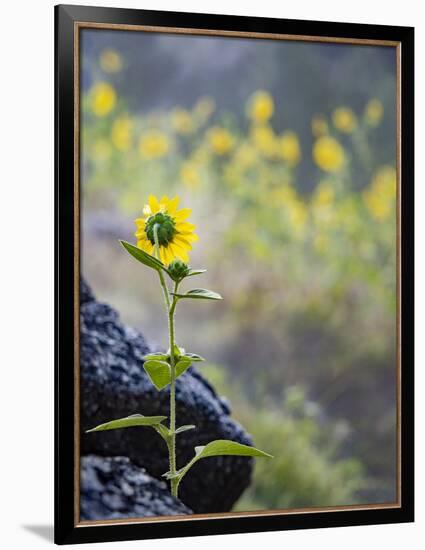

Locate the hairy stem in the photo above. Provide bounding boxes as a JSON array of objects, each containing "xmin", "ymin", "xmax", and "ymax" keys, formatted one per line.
[
  {"xmin": 168, "ymin": 282, "xmax": 179, "ymax": 498},
  {"xmin": 152, "ymin": 224, "xmax": 179, "ymax": 498}
]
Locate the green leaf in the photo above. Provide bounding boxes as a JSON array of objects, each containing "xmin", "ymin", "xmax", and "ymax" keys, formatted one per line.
[
  {"xmin": 172, "ymin": 288, "xmax": 223, "ymax": 301},
  {"xmin": 187, "ymin": 269, "xmax": 207, "ymax": 277},
  {"xmin": 143, "ymin": 360, "xmax": 171, "ymax": 390},
  {"xmin": 167, "ymin": 344, "xmax": 183, "ymax": 359},
  {"xmin": 183, "ymin": 353, "xmax": 205, "ymax": 362},
  {"xmin": 120, "ymin": 240, "xmax": 165, "ymax": 272},
  {"xmin": 175, "ymin": 359, "xmax": 192, "ymax": 377},
  {"xmin": 175, "ymin": 425, "xmax": 196, "ymax": 435},
  {"xmin": 154, "ymin": 423, "xmax": 171, "ymax": 441},
  {"xmin": 144, "ymin": 356, "xmax": 194, "ymax": 390},
  {"xmin": 143, "ymin": 352, "xmax": 168, "ymax": 362},
  {"xmin": 194, "ymin": 440, "xmax": 273, "ymax": 460},
  {"xmin": 173, "ymin": 439, "xmax": 273, "ymax": 485},
  {"xmin": 86, "ymin": 414, "xmax": 167, "ymax": 433},
  {"xmin": 162, "ymin": 470, "xmax": 183, "ymax": 480}
]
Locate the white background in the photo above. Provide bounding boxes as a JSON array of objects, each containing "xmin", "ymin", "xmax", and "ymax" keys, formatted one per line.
[{"xmin": 1, "ymin": 0, "xmax": 421, "ymax": 547}]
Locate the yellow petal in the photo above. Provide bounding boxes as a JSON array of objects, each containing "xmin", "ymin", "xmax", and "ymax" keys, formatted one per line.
[
  {"xmin": 137, "ymin": 239, "xmax": 150, "ymax": 253},
  {"xmin": 175, "ymin": 221, "xmax": 196, "ymax": 233},
  {"xmin": 173, "ymin": 235, "xmax": 193, "ymax": 250},
  {"xmin": 148, "ymin": 194, "xmax": 160, "ymax": 213},
  {"xmin": 167, "ymin": 246, "xmax": 179, "ymax": 263},
  {"xmin": 174, "ymin": 208, "xmax": 192, "ymax": 222},
  {"xmin": 134, "ymin": 218, "xmax": 146, "ymax": 229},
  {"xmin": 144, "ymin": 241, "xmax": 154, "ymax": 255},
  {"xmin": 167, "ymin": 196, "xmax": 180, "ymax": 215},
  {"xmin": 159, "ymin": 196, "xmax": 170, "ymax": 212},
  {"xmin": 169, "ymin": 243, "xmax": 189, "ymax": 262},
  {"xmin": 183, "ymin": 233, "xmax": 199, "ymax": 242},
  {"xmin": 159, "ymin": 246, "xmax": 166, "ymax": 264},
  {"xmin": 161, "ymin": 246, "xmax": 173, "ymax": 264}
]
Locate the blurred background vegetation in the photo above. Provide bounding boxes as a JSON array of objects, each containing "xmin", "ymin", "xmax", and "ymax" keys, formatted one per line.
[{"xmin": 80, "ymin": 29, "xmax": 398, "ymax": 510}]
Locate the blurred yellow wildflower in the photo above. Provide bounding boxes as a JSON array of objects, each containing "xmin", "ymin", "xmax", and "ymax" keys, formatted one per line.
[
  {"xmin": 135, "ymin": 195, "xmax": 198, "ymax": 263},
  {"xmin": 277, "ymin": 131, "xmax": 301, "ymax": 166},
  {"xmin": 363, "ymin": 165, "xmax": 396, "ymax": 220},
  {"xmin": 313, "ymin": 136, "xmax": 346, "ymax": 173},
  {"xmin": 332, "ymin": 107, "xmax": 358, "ymax": 133},
  {"xmin": 99, "ymin": 49, "xmax": 123, "ymax": 73},
  {"xmin": 247, "ymin": 90, "xmax": 274, "ymax": 123},
  {"xmin": 250, "ymin": 124, "xmax": 277, "ymax": 158},
  {"xmin": 111, "ymin": 116, "xmax": 132, "ymax": 151},
  {"xmin": 365, "ymin": 99, "xmax": 384, "ymax": 127},
  {"xmin": 374, "ymin": 166, "xmax": 397, "ymax": 191},
  {"xmin": 90, "ymin": 82, "xmax": 116, "ymax": 117},
  {"xmin": 194, "ymin": 96, "xmax": 215, "ymax": 123},
  {"xmin": 311, "ymin": 114, "xmax": 328, "ymax": 137},
  {"xmin": 170, "ymin": 108, "xmax": 195, "ymax": 134},
  {"xmin": 180, "ymin": 161, "xmax": 201, "ymax": 190},
  {"xmin": 139, "ymin": 130, "xmax": 170, "ymax": 159},
  {"xmin": 207, "ymin": 126, "xmax": 235, "ymax": 155}
]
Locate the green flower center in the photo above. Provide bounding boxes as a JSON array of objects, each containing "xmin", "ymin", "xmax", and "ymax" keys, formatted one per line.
[{"xmin": 145, "ymin": 212, "xmax": 176, "ymax": 247}]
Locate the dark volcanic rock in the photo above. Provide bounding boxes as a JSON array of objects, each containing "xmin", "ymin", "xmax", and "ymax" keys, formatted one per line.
[
  {"xmin": 80, "ymin": 279, "xmax": 253, "ymax": 513},
  {"xmin": 80, "ymin": 455, "xmax": 192, "ymax": 520}
]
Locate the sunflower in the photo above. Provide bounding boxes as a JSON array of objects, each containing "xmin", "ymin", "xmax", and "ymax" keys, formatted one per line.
[
  {"xmin": 134, "ymin": 195, "xmax": 198, "ymax": 264},
  {"xmin": 313, "ymin": 136, "xmax": 346, "ymax": 173}
]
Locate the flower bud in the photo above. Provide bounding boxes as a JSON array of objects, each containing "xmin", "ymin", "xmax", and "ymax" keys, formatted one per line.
[{"xmin": 167, "ymin": 259, "xmax": 190, "ymax": 282}]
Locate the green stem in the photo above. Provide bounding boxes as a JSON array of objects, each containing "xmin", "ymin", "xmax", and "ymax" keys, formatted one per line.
[
  {"xmin": 168, "ymin": 282, "xmax": 179, "ymax": 498},
  {"xmin": 152, "ymin": 224, "xmax": 179, "ymax": 499},
  {"xmin": 154, "ymin": 244, "xmax": 171, "ymax": 312}
]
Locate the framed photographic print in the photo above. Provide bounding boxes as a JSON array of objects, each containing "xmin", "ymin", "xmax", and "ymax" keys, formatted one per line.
[{"xmin": 54, "ymin": 4, "xmax": 414, "ymax": 545}]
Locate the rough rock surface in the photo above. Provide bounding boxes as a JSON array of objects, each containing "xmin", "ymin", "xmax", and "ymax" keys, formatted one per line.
[
  {"xmin": 80, "ymin": 279, "xmax": 253, "ymax": 513},
  {"xmin": 80, "ymin": 455, "xmax": 192, "ymax": 520}
]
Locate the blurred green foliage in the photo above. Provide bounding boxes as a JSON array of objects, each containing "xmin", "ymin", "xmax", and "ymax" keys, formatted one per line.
[
  {"xmin": 204, "ymin": 364, "xmax": 364, "ymax": 510},
  {"xmin": 80, "ymin": 34, "xmax": 398, "ymax": 509}
]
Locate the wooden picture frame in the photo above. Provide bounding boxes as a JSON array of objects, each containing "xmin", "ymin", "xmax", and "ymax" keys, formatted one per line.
[{"xmin": 55, "ymin": 4, "xmax": 414, "ymax": 545}]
